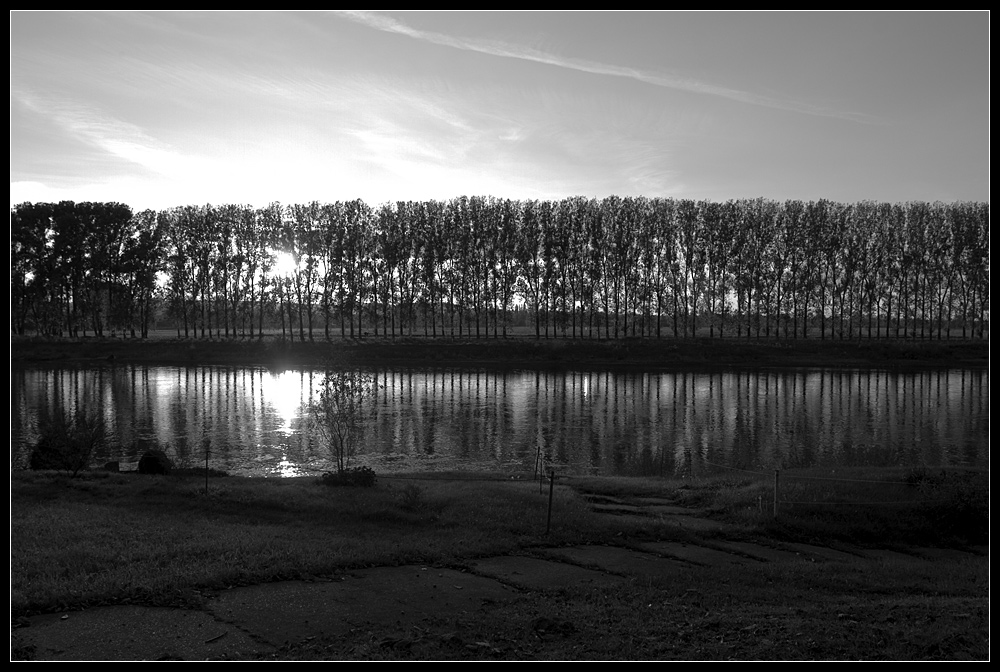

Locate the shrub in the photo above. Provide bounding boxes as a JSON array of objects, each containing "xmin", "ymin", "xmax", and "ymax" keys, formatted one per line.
[
  {"xmin": 29, "ymin": 409, "xmax": 109, "ymax": 477},
  {"xmin": 309, "ymin": 369, "xmax": 382, "ymax": 474},
  {"xmin": 319, "ymin": 466, "xmax": 377, "ymax": 488},
  {"xmin": 29, "ymin": 438, "xmax": 67, "ymax": 471},
  {"xmin": 138, "ymin": 449, "xmax": 173, "ymax": 475},
  {"xmin": 399, "ymin": 482, "xmax": 426, "ymax": 511}
]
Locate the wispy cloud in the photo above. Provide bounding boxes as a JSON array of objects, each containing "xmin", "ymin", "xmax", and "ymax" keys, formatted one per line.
[
  {"xmin": 336, "ymin": 11, "xmax": 880, "ymax": 125},
  {"xmin": 12, "ymin": 88, "xmax": 207, "ymax": 179}
]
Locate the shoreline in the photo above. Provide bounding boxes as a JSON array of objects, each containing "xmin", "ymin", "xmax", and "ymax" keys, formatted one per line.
[{"xmin": 10, "ymin": 335, "xmax": 989, "ymax": 371}]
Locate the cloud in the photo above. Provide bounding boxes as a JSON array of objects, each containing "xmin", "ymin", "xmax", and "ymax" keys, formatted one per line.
[
  {"xmin": 12, "ymin": 88, "xmax": 206, "ymax": 180},
  {"xmin": 335, "ymin": 11, "xmax": 880, "ymax": 125}
]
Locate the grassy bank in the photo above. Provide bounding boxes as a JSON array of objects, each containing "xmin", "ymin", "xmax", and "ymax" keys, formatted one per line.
[
  {"xmin": 10, "ymin": 334, "xmax": 990, "ymax": 370},
  {"xmin": 567, "ymin": 466, "xmax": 990, "ymax": 549},
  {"xmin": 10, "ymin": 471, "xmax": 610, "ymax": 617},
  {"xmin": 11, "ymin": 468, "xmax": 988, "ymax": 659}
]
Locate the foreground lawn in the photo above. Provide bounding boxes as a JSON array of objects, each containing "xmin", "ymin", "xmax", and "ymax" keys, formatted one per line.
[
  {"xmin": 11, "ymin": 470, "xmax": 626, "ymax": 616},
  {"xmin": 11, "ymin": 468, "xmax": 989, "ymax": 660}
]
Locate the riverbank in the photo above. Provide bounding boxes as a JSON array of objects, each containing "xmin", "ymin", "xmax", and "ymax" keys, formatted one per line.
[
  {"xmin": 10, "ymin": 334, "xmax": 989, "ymax": 370},
  {"xmin": 10, "ymin": 470, "xmax": 989, "ymax": 660}
]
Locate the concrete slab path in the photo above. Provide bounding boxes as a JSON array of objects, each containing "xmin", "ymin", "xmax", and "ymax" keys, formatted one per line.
[{"xmin": 11, "ymin": 534, "xmax": 987, "ymax": 661}]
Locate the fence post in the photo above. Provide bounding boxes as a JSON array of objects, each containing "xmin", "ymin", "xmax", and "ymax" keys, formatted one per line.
[
  {"xmin": 204, "ymin": 438, "xmax": 211, "ymax": 496},
  {"xmin": 773, "ymin": 469, "xmax": 780, "ymax": 519},
  {"xmin": 546, "ymin": 469, "xmax": 555, "ymax": 535}
]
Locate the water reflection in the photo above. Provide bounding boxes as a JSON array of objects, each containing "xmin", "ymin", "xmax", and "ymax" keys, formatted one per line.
[{"xmin": 10, "ymin": 366, "xmax": 989, "ymax": 478}]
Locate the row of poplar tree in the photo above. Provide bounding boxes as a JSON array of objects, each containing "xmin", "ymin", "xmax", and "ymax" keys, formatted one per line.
[{"xmin": 10, "ymin": 196, "xmax": 990, "ymax": 341}]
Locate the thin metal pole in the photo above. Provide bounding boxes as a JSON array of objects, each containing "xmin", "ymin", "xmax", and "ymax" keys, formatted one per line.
[
  {"xmin": 534, "ymin": 444, "xmax": 541, "ymax": 481},
  {"xmin": 773, "ymin": 469, "xmax": 779, "ymax": 518},
  {"xmin": 546, "ymin": 469, "xmax": 555, "ymax": 534},
  {"xmin": 204, "ymin": 439, "xmax": 210, "ymax": 496}
]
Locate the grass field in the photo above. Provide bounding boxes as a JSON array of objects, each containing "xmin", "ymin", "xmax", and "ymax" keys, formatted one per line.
[{"xmin": 10, "ymin": 467, "xmax": 988, "ymax": 659}]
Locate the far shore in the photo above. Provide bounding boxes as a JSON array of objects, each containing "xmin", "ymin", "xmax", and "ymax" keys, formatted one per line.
[{"xmin": 10, "ymin": 333, "xmax": 989, "ymax": 371}]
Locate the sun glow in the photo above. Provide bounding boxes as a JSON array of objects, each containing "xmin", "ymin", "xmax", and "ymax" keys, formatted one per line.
[{"xmin": 271, "ymin": 250, "xmax": 299, "ymax": 279}]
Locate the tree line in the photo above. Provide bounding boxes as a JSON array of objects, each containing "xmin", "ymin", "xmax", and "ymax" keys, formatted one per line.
[{"xmin": 10, "ymin": 196, "xmax": 990, "ymax": 341}]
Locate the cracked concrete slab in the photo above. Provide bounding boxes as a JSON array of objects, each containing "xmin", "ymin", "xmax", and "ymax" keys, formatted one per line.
[
  {"xmin": 207, "ymin": 566, "xmax": 516, "ymax": 648},
  {"xmin": 634, "ymin": 541, "xmax": 749, "ymax": 566},
  {"xmin": 538, "ymin": 545, "xmax": 691, "ymax": 583},
  {"xmin": 11, "ymin": 605, "xmax": 268, "ymax": 661},
  {"xmin": 470, "ymin": 555, "xmax": 626, "ymax": 591}
]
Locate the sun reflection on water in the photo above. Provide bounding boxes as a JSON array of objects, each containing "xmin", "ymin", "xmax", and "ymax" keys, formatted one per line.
[{"xmin": 265, "ymin": 369, "xmax": 310, "ymax": 436}]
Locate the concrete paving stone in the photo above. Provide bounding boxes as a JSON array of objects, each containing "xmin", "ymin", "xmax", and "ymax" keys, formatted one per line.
[
  {"xmin": 633, "ymin": 499, "xmax": 709, "ymax": 516},
  {"xmin": 701, "ymin": 540, "xmax": 805, "ymax": 563},
  {"xmin": 910, "ymin": 547, "xmax": 987, "ymax": 562},
  {"xmin": 537, "ymin": 545, "xmax": 691, "ymax": 583},
  {"xmin": 12, "ymin": 605, "xmax": 269, "ymax": 662},
  {"xmin": 645, "ymin": 505, "xmax": 712, "ymax": 516},
  {"xmin": 632, "ymin": 497, "xmax": 683, "ymax": 505},
  {"xmin": 856, "ymin": 548, "xmax": 928, "ymax": 563},
  {"xmin": 470, "ymin": 555, "xmax": 627, "ymax": 591},
  {"xmin": 654, "ymin": 515, "xmax": 734, "ymax": 532},
  {"xmin": 634, "ymin": 541, "xmax": 749, "ymax": 566},
  {"xmin": 778, "ymin": 543, "xmax": 865, "ymax": 563},
  {"xmin": 207, "ymin": 566, "xmax": 517, "ymax": 648},
  {"xmin": 591, "ymin": 503, "xmax": 644, "ymax": 515}
]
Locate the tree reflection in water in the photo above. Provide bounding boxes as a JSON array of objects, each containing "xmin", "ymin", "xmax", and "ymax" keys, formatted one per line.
[{"xmin": 10, "ymin": 366, "xmax": 989, "ymax": 478}]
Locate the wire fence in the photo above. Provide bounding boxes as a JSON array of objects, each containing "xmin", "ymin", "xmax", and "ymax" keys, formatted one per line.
[
  {"xmin": 349, "ymin": 453, "xmax": 978, "ymax": 525},
  {"xmin": 699, "ymin": 458, "xmax": 973, "ymax": 517}
]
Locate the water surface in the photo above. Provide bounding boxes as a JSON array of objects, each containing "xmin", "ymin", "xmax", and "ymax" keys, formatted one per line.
[{"xmin": 10, "ymin": 365, "xmax": 989, "ymax": 478}]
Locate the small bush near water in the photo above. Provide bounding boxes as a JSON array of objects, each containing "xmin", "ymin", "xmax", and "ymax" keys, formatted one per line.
[
  {"xmin": 138, "ymin": 449, "xmax": 174, "ymax": 475},
  {"xmin": 398, "ymin": 482, "xmax": 427, "ymax": 511},
  {"xmin": 319, "ymin": 466, "xmax": 377, "ymax": 488},
  {"xmin": 29, "ymin": 410, "xmax": 109, "ymax": 477}
]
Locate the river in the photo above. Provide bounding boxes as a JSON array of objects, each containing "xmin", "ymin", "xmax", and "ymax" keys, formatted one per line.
[{"xmin": 10, "ymin": 365, "xmax": 989, "ymax": 478}]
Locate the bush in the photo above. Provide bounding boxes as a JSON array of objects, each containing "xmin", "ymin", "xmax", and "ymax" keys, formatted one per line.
[
  {"xmin": 309, "ymin": 369, "xmax": 381, "ymax": 474},
  {"xmin": 29, "ymin": 410, "xmax": 109, "ymax": 477},
  {"xmin": 319, "ymin": 466, "xmax": 377, "ymax": 488},
  {"xmin": 138, "ymin": 449, "xmax": 173, "ymax": 475},
  {"xmin": 399, "ymin": 482, "xmax": 427, "ymax": 511},
  {"xmin": 29, "ymin": 438, "xmax": 68, "ymax": 471}
]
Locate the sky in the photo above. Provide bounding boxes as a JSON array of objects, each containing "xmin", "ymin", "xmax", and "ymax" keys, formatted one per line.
[{"xmin": 9, "ymin": 10, "xmax": 990, "ymax": 212}]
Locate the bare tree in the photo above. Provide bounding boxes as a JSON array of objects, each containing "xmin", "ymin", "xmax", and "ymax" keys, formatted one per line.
[{"xmin": 309, "ymin": 369, "xmax": 381, "ymax": 474}]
